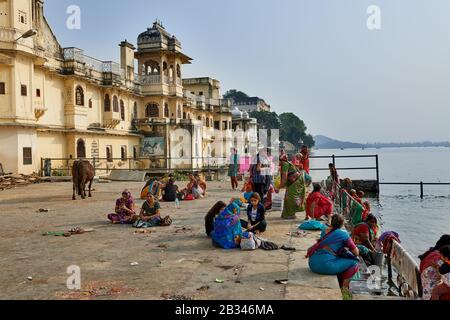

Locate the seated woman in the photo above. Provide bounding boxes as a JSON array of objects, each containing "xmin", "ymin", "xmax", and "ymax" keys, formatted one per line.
[
  {"xmin": 352, "ymin": 214, "xmax": 380, "ymax": 264},
  {"xmin": 107, "ymin": 190, "xmax": 138, "ymax": 224},
  {"xmin": 211, "ymin": 199, "xmax": 243, "ymax": 249},
  {"xmin": 419, "ymin": 234, "xmax": 450, "ymax": 300},
  {"xmin": 205, "ymin": 201, "xmax": 227, "ymax": 237},
  {"xmin": 134, "ymin": 194, "xmax": 162, "ymax": 228},
  {"xmin": 162, "ymin": 177, "xmax": 180, "ymax": 202},
  {"xmin": 242, "ymin": 182, "xmax": 254, "ymax": 203},
  {"xmin": 241, "ymin": 193, "xmax": 267, "ymax": 234},
  {"xmin": 140, "ymin": 177, "xmax": 162, "ymax": 200},
  {"xmin": 195, "ymin": 173, "xmax": 207, "ymax": 196},
  {"xmin": 431, "ymin": 245, "xmax": 450, "ymax": 300},
  {"xmin": 305, "ymin": 184, "xmax": 334, "ymax": 224},
  {"xmin": 307, "ymin": 214, "xmax": 360, "ymax": 289}
]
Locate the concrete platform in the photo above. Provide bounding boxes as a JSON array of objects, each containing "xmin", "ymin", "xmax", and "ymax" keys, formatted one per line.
[{"xmin": 0, "ymin": 181, "xmax": 342, "ymax": 300}]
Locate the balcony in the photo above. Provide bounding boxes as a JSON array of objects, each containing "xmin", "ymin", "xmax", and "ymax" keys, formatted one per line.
[
  {"xmin": 103, "ymin": 111, "xmax": 122, "ymax": 129},
  {"xmin": 62, "ymin": 47, "xmax": 125, "ymax": 86},
  {"xmin": 196, "ymin": 96, "xmax": 206, "ymax": 110}
]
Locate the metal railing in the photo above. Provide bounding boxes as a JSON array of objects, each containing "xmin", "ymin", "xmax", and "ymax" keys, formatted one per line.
[
  {"xmin": 310, "ymin": 154, "xmax": 380, "ymax": 187},
  {"xmin": 379, "ymin": 182, "xmax": 450, "ymax": 199},
  {"xmin": 40, "ymin": 157, "xmax": 228, "ymax": 177}
]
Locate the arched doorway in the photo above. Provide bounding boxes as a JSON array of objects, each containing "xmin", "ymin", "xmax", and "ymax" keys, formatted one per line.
[{"xmin": 77, "ymin": 139, "xmax": 86, "ymax": 159}]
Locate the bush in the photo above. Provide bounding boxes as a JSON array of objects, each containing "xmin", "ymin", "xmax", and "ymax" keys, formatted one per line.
[{"xmin": 52, "ymin": 169, "xmax": 68, "ymax": 177}]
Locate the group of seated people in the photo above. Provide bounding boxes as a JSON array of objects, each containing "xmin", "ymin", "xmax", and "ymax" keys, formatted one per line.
[
  {"xmin": 107, "ymin": 189, "xmax": 166, "ymax": 228},
  {"xmin": 140, "ymin": 173, "xmax": 207, "ymax": 202},
  {"xmin": 204, "ymin": 192, "xmax": 268, "ymax": 249},
  {"xmin": 419, "ymin": 235, "xmax": 450, "ymax": 300}
]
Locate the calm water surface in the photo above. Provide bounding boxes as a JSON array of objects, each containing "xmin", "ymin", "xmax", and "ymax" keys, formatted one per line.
[{"xmin": 310, "ymin": 147, "xmax": 450, "ymax": 261}]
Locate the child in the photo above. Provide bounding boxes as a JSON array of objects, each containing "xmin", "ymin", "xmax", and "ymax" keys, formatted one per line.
[
  {"xmin": 431, "ymin": 245, "xmax": 450, "ymax": 300},
  {"xmin": 205, "ymin": 201, "xmax": 227, "ymax": 237},
  {"xmin": 242, "ymin": 193, "xmax": 267, "ymax": 234}
]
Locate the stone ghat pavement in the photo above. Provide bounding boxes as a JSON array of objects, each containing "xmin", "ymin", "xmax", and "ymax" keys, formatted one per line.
[{"xmin": 0, "ymin": 181, "xmax": 342, "ymax": 300}]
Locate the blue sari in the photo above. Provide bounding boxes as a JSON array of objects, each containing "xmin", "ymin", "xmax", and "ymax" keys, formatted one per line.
[
  {"xmin": 211, "ymin": 201, "xmax": 243, "ymax": 249},
  {"xmin": 308, "ymin": 229, "xmax": 359, "ymax": 276}
]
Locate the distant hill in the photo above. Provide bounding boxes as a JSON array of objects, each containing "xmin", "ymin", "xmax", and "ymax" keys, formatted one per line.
[
  {"xmin": 314, "ymin": 135, "xmax": 450, "ymax": 149},
  {"xmin": 314, "ymin": 135, "xmax": 364, "ymax": 149}
]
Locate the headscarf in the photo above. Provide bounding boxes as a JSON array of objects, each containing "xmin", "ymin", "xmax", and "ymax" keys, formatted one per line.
[{"xmin": 117, "ymin": 189, "xmax": 134, "ymax": 208}]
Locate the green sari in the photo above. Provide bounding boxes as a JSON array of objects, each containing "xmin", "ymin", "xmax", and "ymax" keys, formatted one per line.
[{"xmin": 281, "ymin": 161, "xmax": 312, "ymax": 219}]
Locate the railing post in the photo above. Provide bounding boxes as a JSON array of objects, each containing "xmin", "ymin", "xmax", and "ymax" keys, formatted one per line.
[
  {"xmin": 420, "ymin": 181, "xmax": 424, "ymax": 199},
  {"xmin": 375, "ymin": 155, "xmax": 380, "ymax": 187},
  {"xmin": 332, "ymin": 154, "xmax": 336, "ymax": 167}
]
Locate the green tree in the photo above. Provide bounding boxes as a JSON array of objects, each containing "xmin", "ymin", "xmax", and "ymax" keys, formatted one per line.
[
  {"xmin": 249, "ymin": 111, "xmax": 281, "ymax": 130},
  {"xmin": 279, "ymin": 113, "xmax": 315, "ymax": 148},
  {"xmin": 223, "ymin": 89, "xmax": 249, "ymax": 101}
]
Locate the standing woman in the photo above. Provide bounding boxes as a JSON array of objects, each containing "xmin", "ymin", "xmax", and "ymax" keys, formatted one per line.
[
  {"xmin": 278, "ymin": 152, "xmax": 312, "ymax": 219},
  {"xmin": 228, "ymin": 148, "xmax": 240, "ymax": 190},
  {"xmin": 300, "ymin": 146, "xmax": 310, "ymax": 174}
]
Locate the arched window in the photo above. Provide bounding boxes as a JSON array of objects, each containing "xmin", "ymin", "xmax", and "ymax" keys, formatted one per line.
[
  {"xmin": 113, "ymin": 96, "xmax": 119, "ymax": 112},
  {"xmin": 106, "ymin": 146, "xmax": 113, "ymax": 162},
  {"xmin": 197, "ymin": 116, "xmax": 201, "ymax": 121},
  {"xmin": 183, "ymin": 112, "xmax": 186, "ymax": 120},
  {"xmin": 169, "ymin": 65, "xmax": 174, "ymax": 81},
  {"xmin": 104, "ymin": 94, "xmax": 111, "ymax": 112},
  {"xmin": 75, "ymin": 86, "xmax": 84, "ymax": 106},
  {"xmin": 121, "ymin": 146, "xmax": 127, "ymax": 161},
  {"xmin": 177, "ymin": 106, "xmax": 182, "ymax": 119},
  {"xmin": 144, "ymin": 60, "xmax": 160, "ymax": 75},
  {"xmin": 206, "ymin": 118, "xmax": 210, "ymax": 127},
  {"xmin": 188, "ymin": 113, "xmax": 191, "ymax": 120},
  {"xmin": 202, "ymin": 116, "xmax": 206, "ymax": 126},
  {"xmin": 133, "ymin": 146, "xmax": 138, "ymax": 160},
  {"xmin": 145, "ymin": 103, "xmax": 159, "ymax": 118},
  {"xmin": 164, "ymin": 103, "xmax": 169, "ymax": 118},
  {"xmin": 176, "ymin": 64, "xmax": 181, "ymax": 78},
  {"xmin": 76, "ymin": 139, "xmax": 86, "ymax": 158},
  {"xmin": 133, "ymin": 102, "xmax": 138, "ymax": 119},
  {"xmin": 88, "ymin": 99, "xmax": 92, "ymax": 109},
  {"xmin": 120, "ymin": 100, "xmax": 125, "ymax": 121}
]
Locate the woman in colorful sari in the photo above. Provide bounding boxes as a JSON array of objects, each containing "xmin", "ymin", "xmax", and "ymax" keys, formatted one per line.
[
  {"xmin": 307, "ymin": 214, "xmax": 360, "ymax": 289},
  {"xmin": 352, "ymin": 214, "xmax": 380, "ymax": 265},
  {"xmin": 306, "ymin": 184, "xmax": 333, "ymax": 224},
  {"xmin": 107, "ymin": 190, "xmax": 138, "ymax": 224},
  {"xmin": 419, "ymin": 234, "xmax": 450, "ymax": 300},
  {"xmin": 278, "ymin": 152, "xmax": 312, "ymax": 219},
  {"xmin": 300, "ymin": 146, "xmax": 310, "ymax": 174},
  {"xmin": 211, "ymin": 199, "xmax": 243, "ymax": 249}
]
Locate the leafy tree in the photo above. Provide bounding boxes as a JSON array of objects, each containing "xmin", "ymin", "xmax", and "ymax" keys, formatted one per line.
[
  {"xmin": 223, "ymin": 89, "xmax": 249, "ymax": 101},
  {"xmin": 249, "ymin": 111, "xmax": 281, "ymax": 130},
  {"xmin": 279, "ymin": 113, "xmax": 315, "ymax": 148}
]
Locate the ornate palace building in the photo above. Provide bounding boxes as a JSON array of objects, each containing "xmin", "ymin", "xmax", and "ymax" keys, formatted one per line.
[{"xmin": 0, "ymin": 0, "xmax": 259, "ymax": 175}]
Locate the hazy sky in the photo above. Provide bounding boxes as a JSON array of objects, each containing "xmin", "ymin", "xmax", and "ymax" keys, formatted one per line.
[{"xmin": 44, "ymin": 0, "xmax": 450, "ymax": 143}]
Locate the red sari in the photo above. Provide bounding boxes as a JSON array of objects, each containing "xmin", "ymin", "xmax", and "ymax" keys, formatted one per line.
[
  {"xmin": 306, "ymin": 192, "xmax": 333, "ymax": 219},
  {"xmin": 301, "ymin": 154, "xmax": 310, "ymax": 174}
]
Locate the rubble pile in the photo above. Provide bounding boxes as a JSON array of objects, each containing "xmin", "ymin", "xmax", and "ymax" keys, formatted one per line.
[{"xmin": 0, "ymin": 174, "xmax": 41, "ymax": 191}]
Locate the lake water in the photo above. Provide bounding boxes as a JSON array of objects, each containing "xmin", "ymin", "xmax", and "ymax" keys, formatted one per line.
[{"xmin": 310, "ymin": 147, "xmax": 450, "ymax": 261}]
